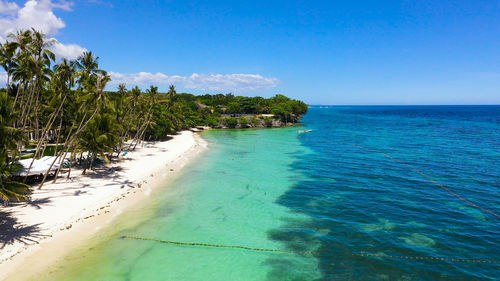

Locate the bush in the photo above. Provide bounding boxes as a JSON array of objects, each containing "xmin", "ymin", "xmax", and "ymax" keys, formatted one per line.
[
  {"xmin": 264, "ymin": 117, "xmax": 273, "ymax": 128},
  {"xmin": 251, "ymin": 117, "xmax": 261, "ymax": 127},
  {"xmin": 239, "ymin": 117, "xmax": 248, "ymax": 128},
  {"xmin": 224, "ymin": 118, "xmax": 238, "ymax": 128},
  {"xmin": 204, "ymin": 115, "xmax": 219, "ymax": 127}
]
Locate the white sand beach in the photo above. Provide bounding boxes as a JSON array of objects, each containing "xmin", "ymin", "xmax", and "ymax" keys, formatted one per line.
[{"xmin": 0, "ymin": 131, "xmax": 207, "ymax": 280}]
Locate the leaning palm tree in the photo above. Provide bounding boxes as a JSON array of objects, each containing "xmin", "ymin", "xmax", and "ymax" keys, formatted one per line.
[
  {"xmin": 52, "ymin": 71, "xmax": 112, "ymax": 182},
  {"xmin": 21, "ymin": 30, "xmax": 57, "ymax": 181},
  {"xmin": 38, "ymin": 59, "xmax": 77, "ymax": 189},
  {"xmin": 129, "ymin": 85, "xmax": 161, "ymax": 150}
]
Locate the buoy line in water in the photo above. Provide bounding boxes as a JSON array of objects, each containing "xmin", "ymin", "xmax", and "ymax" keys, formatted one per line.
[
  {"xmin": 352, "ymin": 144, "xmax": 500, "ymax": 219},
  {"xmin": 123, "ymin": 236, "xmax": 499, "ymax": 264},
  {"xmin": 122, "ymin": 236, "xmax": 314, "ymax": 254},
  {"xmin": 352, "ymin": 253, "xmax": 500, "ymax": 264}
]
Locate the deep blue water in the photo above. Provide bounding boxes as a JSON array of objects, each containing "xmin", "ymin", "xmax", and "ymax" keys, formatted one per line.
[{"xmin": 274, "ymin": 106, "xmax": 499, "ymax": 280}]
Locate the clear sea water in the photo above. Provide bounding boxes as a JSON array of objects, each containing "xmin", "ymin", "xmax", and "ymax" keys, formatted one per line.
[{"xmin": 35, "ymin": 106, "xmax": 499, "ymax": 281}]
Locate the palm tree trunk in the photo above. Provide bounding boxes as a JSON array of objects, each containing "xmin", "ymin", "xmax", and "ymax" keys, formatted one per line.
[
  {"xmin": 66, "ymin": 152, "xmax": 75, "ymax": 179},
  {"xmin": 13, "ymin": 83, "xmax": 26, "ymax": 129},
  {"xmin": 6, "ymin": 72, "xmax": 10, "ymax": 97},
  {"xmin": 13, "ymin": 83, "xmax": 22, "ymax": 111},
  {"xmin": 133, "ymin": 118, "xmax": 150, "ymax": 150},
  {"xmin": 82, "ymin": 154, "xmax": 91, "ymax": 175},
  {"xmin": 21, "ymin": 81, "xmax": 35, "ymax": 131},
  {"xmin": 34, "ymin": 92, "xmax": 40, "ymax": 141},
  {"xmin": 53, "ymin": 110, "xmax": 89, "ymax": 183},
  {"xmin": 129, "ymin": 105, "xmax": 153, "ymax": 150},
  {"xmin": 38, "ymin": 117, "xmax": 64, "ymax": 189},
  {"xmin": 89, "ymin": 155, "xmax": 95, "ymax": 171},
  {"xmin": 54, "ymin": 106, "xmax": 98, "ymax": 182},
  {"xmin": 24, "ymin": 91, "xmax": 68, "ymax": 181},
  {"xmin": 52, "ymin": 126, "xmax": 73, "ymax": 184}
]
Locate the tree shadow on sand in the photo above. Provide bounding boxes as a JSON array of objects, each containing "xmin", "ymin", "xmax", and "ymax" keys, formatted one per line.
[{"xmin": 0, "ymin": 209, "xmax": 48, "ymax": 249}]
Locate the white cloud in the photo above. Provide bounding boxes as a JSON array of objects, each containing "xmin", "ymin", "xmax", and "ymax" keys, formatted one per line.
[
  {"xmin": 109, "ymin": 72, "xmax": 281, "ymax": 92},
  {"xmin": 0, "ymin": 1, "xmax": 19, "ymax": 15},
  {"xmin": 0, "ymin": 0, "xmax": 86, "ymax": 59},
  {"xmin": 51, "ymin": 40, "xmax": 86, "ymax": 59}
]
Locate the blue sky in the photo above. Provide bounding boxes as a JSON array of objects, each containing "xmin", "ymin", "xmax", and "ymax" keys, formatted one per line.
[{"xmin": 1, "ymin": 0, "xmax": 500, "ymax": 104}]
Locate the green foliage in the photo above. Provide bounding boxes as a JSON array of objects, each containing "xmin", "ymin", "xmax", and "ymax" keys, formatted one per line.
[
  {"xmin": 239, "ymin": 117, "xmax": 249, "ymax": 128},
  {"xmin": 224, "ymin": 118, "xmax": 238, "ymax": 128},
  {"xmin": 204, "ymin": 115, "xmax": 219, "ymax": 127},
  {"xmin": 251, "ymin": 117, "xmax": 261, "ymax": 127},
  {"xmin": 0, "ymin": 92, "xmax": 29, "ymax": 203},
  {"xmin": 264, "ymin": 117, "xmax": 273, "ymax": 128},
  {"xmin": 42, "ymin": 145, "xmax": 64, "ymax": 156},
  {"xmin": 130, "ymin": 92, "xmax": 307, "ymax": 135},
  {"xmin": 192, "ymin": 94, "xmax": 306, "ymax": 117},
  {"xmin": 78, "ymin": 113, "xmax": 119, "ymax": 165}
]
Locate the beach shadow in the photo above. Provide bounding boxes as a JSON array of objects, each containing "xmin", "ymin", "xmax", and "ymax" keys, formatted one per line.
[
  {"xmin": 157, "ymin": 136, "xmax": 173, "ymax": 142},
  {"xmin": 73, "ymin": 190, "xmax": 87, "ymax": 196},
  {"xmin": 86, "ymin": 167, "xmax": 119, "ymax": 179},
  {"xmin": 0, "ymin": 209, "xmax": 48, "ymax": 249},
  {"xmin": 103, "ymin": 179, "xmax": 136, "ymax": 189},
  {"xmin": 27, "ymin": 197, "xmax": 52, "ymax": 209},
  {"xmin": 10, "ymin": 197, "xmax": 52, "ymax": 209}
]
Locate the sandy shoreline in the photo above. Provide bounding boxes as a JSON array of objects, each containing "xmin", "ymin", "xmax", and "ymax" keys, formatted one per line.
[{"xmin": 0, "ymin": 130, "xmax": 207, "ymax": 280}]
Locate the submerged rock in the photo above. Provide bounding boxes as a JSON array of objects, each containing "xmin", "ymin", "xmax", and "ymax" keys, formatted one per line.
[{"xmin": 400, "ymin": 233, "xmax": 436, "ymax": 248}]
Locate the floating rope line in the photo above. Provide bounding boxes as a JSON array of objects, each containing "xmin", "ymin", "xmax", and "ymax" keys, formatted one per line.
[
  {"xmin": 123, "ymin": 236, "xmax": 499, "ymax": 264},
  {"xmin": 353, "ymin": 253, "xmax": 500, "ymax": 264},
  {"xmin": 353, "ymin": 144, "xmax": 500, "ymax": 219},
  {"xmin": 122, "ymin": 236, "xmax": 315, "ymax": 254}
]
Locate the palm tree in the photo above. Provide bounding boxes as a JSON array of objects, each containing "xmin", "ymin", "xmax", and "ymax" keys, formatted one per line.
[
  {"xmin": 75, "ymin": 51, "xmax": 100, "ymax": 88},
  {"xmin": 112, "ymin": 84, "xmax": 128, "ymax": 156},
  {"xmin": 167, "ymin": 84, "xmax": 176, "ymax": 105},
  {"xmin": 21, "ymin": 30, "xmax": 57, "ymax": 180},
  {"xmin": 0, "ymin": 42, "xmax": 18, "ymax": 99},
  {"xmin": 0, "ymin": 92, "xmax": 29, "ymax": 204},
  {"xmin": 130, "ymin": 85, "xmax": 160, "ymax": 150},
  {"xmin": 53, "ymin": 70, "xmax": 111, "ymax": 182},
  {"xmin": 0, "ymin": 155, "xmax": 30, "ymax": 205},
  {"xmin": 38, "ymin": 59, "xmax": 77, "ymax": 188},
  {"xmin": 78, "ymin": 113, "xmax": 119, "ymax": 175}
]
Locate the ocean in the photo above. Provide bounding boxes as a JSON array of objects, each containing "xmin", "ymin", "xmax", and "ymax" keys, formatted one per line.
[{"xmin": 36, "ymin": 106, "xmax": 499, "ymax": 280}]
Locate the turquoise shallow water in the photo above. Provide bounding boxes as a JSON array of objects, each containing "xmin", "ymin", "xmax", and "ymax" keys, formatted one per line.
[
  {"xmin": 37, "ymin": 127, "xmax": 321, "ymax": 281},
  {"xmin": 37, "ymin": 106, "xmax": 499, "ymax": 280}
]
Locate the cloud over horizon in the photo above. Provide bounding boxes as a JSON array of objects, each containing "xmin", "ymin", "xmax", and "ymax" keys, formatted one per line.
[
  {"xmin": 109, "ymin": 72, "xmax": 280, "ymax": 92},
  {"xmin": 0, "ymin": 0, "xmax": 86, "ymax": 59}
]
